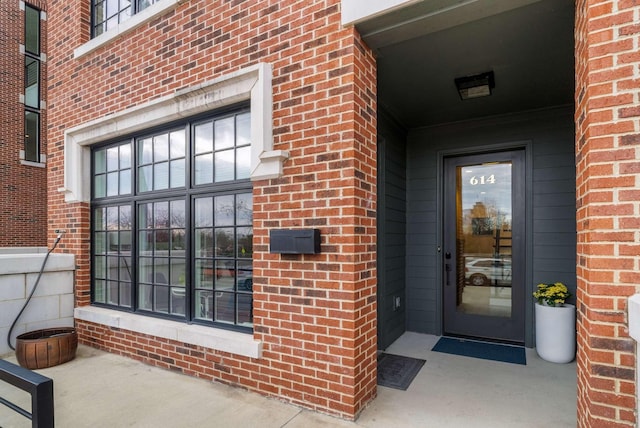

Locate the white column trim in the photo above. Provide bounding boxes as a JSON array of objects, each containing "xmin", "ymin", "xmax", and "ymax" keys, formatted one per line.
[
  {"xmin": 629, "ymin": 294, "xmax": 640, "ymax": 418},
  {"xmin": 341, "ymin": 0, "xmax": 419, "ymax": 26}
]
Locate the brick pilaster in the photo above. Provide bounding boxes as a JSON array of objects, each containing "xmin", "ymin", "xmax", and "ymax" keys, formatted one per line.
[{"xmin": 575, "ymin": 1, "xmax": 639, "ymax": 426}]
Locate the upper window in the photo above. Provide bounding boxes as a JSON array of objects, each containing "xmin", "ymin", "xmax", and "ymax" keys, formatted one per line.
[
  {"xmin": 92, "ymin": 0, "xmax": 161, "ymax": 37},
  {"xmin": 94, "ymin": 142, "xmax": 132, "ymax": 197},
  {"xmin": 24, "ymin": 4, "xmax": 42, "ymax": 163},
  {"xmin": 25, "ymin": 57, "xmax": 39, "ymax": 109},
  {"xmin": 137, "ymin": 129, "xmax": 186, "ymax": 192},
  {"xmin": 24, "ymin": 5, "xmax": 40, "ymax": 55},
  {"xmin": 194, "ymin": 114, "xmax": 252, "ymax": 184},
  {"xmin": 91, "ymin": 108, "xmax": 253, "ymax": 331},
  {"xmin": 24, "ymin": 111, "xmax": 40, "ymax": 162}
]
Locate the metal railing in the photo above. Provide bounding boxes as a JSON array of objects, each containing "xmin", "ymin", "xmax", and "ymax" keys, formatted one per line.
[{"xmin": 0, "ymin": 359, "xmax": 54, "ymax": 428}]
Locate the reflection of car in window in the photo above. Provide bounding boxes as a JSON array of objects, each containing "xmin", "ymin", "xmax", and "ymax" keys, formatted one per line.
[
  {"xmin": 213, "ymin": 262, "xmax": 252, "ymax": 291},
  {"xmin": 231, "ymin": 266, "xmax": 252, "ymax": 291},
  {"xmin": 465, "ymin": 258, "xmax": 512, "ymax": 287},
  {"xmin": 199, "ymin": 267, "xmax": 253, "ymax": 323},
  {"xmin": 239, "ymin": 275, "xmax": 252, "ymax": 291}
]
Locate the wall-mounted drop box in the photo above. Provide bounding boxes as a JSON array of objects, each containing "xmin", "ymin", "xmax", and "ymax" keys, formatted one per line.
[{"xmin": 269, "ymin": 229, "xmax": 321, "ymax": 254}]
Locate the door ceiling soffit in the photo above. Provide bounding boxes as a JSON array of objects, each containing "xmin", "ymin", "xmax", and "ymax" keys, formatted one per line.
[{"xmin": 355, "ymin": 0, "xmax": 544, "ymax": 50}]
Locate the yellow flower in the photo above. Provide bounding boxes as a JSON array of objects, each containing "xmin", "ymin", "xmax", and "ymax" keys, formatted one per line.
[{"xmin": 533, "ymin": 282, "xmax": 571, "ymax": 306}]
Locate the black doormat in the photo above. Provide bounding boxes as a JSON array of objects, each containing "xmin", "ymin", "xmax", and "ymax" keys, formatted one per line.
[
  {"xmin": 431, "ymin": 337, "xmax": 526, "ymax": 365},
  {"xmin": 377, "ymin": 353, "xmax": 426, "ymax": 390}
]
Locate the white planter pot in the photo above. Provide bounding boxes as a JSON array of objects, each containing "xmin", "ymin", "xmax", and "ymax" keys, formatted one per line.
[{"xmin": 535, "ymin": 302, "xmax": 576, "ymax": 363}]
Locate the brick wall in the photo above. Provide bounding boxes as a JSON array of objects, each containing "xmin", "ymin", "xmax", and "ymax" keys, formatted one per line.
[
  {"xmin": 47, "ymin": 0, "xmax": 377, "ymax": 419},
  {"xmin": 575, "ymin": 1, "xmax": 639, "ymax": 426},
  {"xmin": 0, "ymin": 0, "xmax": 48, "ymax": 247}
]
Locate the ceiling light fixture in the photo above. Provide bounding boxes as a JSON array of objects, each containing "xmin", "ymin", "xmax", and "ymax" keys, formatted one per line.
[{"xmin": 455, "ymin": 71, "xmax": 495, "ymax": 100}]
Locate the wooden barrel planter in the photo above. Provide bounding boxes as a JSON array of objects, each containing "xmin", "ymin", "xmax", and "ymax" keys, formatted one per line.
[{"xmin": 15, "ymin": 327, "xmax": 78, "ymax": 370}]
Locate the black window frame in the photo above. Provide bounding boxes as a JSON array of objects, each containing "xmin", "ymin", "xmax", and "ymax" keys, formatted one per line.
[
  {"xmin": 90, "ymin": 105, "xmax": 254, "ymax": 333},
  {"xmin": 25, "ymin": 56, "xmax": 40, "ymax": 109},
  {"xmin": 24, "ymin": 4, "xmax": 42, "ymax": 163},
  {"xmin": 91, "ymin": 0, "xmax": 162, "ymax": 38},
  {"xmin": 24, "ymin": 111, "xmax": 41, "ymax": 163},
  {"xmin": 24, "ymin": 4, "xmax": 40, "ymax": 56}
]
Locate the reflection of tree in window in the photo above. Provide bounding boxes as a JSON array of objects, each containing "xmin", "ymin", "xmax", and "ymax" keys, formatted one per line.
[
  {"xmin": 238, "ymin": 230, "xmax": 253, "ymax": 258},
  {"xmin": 170, "ymin": 202, "xmax": 185, "ymax": 228},
  {"xmin": 216, "ymin": 230, "xmax": 234, "ymax": 257},
  {"xmin": 236, "ymin": 194, "xmax": 253, "ymax": 224},
  {"xmin": 90, "ymin": 109, "xmax": 252, "ymax": 327},
  {"xmin": 472, "ymin": 218, "xmax": 493, "ymax": 235},
  {"xmin": 215, "ymin": 196, "xmax": 235, "ymax": 225},
  {"xmin": 467, "ymin": 201, "xmax": 510, "ymax": 236}
]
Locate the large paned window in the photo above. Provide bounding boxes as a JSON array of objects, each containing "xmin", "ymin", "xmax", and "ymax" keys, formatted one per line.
[
  {"xmin": 92, "ymin": 0, "xmax": 161, "ymax": 37},
  {"xmin": 91, "ymin": 109, "xmax": 253, "ymax": 330},
  {"xmin": 93, "ymin": 204, "xmax": 132, "ymax": 307},
  {"xmin": 24, "ymin": 4, "xmax": 41, "ymax": 162},
  {"xmin": 193, "ymin": 193, "xmax": 253, "ymax": 324}
]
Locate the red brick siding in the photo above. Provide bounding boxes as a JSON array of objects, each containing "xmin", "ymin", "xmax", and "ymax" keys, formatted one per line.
[
  {"xmin": 0, "ymin": 0, "xmax": 48, "ymax": 247},
  {"xmin": 576, "ymin": 1, "xmax": 639, "ymax": 426},
  {"xmin": 48, "ymin": 0, "xmax": 377, "ymax": 419},
  {"xmin": 77, "ymin": 320, "xmax": 262, "ymax": 387}
]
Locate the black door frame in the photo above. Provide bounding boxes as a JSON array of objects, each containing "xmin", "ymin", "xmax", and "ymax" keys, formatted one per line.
[{"xmin": 436, "ymin": 142, "xmax": 533, "ymax": 346}]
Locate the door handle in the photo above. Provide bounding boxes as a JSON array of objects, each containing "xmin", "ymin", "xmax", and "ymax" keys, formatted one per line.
[{"xmin": 444, "ymin": 252, "xmax": 452, "ymax": 286}]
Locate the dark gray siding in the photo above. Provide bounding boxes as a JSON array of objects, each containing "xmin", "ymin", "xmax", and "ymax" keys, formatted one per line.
[
  {"xmin": 378, "ymin": 112, "xmax": 407, "ymax": 350},
  {"xmin": 531, "ymin": 121, "xmax": 577, "ymax": 289},
  {"xmin": 405, "ymin": 106, "xmax": 576, "ymax": 346}
]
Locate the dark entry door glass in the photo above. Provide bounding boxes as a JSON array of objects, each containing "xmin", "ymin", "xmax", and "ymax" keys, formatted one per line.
[{"xmin": 443, "ymin": 150, "xmax": 525, "ymax": 343}]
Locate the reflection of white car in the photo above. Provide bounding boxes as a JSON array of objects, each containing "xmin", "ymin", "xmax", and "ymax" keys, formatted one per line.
[
  {"xmin": 465, "ymin": 258, "xmax": 512, "ymax": 286},
  {"xmin": 237, "ymin": 270, "xmax": 253, "ymax": 291}
]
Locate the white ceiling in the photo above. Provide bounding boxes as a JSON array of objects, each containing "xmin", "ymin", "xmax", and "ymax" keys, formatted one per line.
[{"xmin": 357, "ymin": 0, "xmax": 575, "ymax": 128}]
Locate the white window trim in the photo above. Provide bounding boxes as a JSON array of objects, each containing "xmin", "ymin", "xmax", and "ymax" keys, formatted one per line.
[
  {"xmin": 20, "ymin": 160, "xmax": 46, "ymax": 168},
  {"xmin": 75, "ymin": 306, "xmax": 262, "ymax": 359},
  {"xmin": 74, "ymin": 0, "xmax": 181, "ymax": 59},
  {"xmin": 60, "ymin": 62, "xmax": 288, "ymax": 203},
  {"xmin": 20, "ymin": 149, "xmax": 46, "ymax": 166}
]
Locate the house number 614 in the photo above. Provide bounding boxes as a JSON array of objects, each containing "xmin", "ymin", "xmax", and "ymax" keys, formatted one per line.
[{"xmin": 469, "ymin": 175, "xmax": 496, "ymax": 185}]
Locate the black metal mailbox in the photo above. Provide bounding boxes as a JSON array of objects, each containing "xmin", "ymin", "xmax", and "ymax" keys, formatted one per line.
[{"xmin": 270, "ymin": 229, "xmax": 321, "ymax": 254}]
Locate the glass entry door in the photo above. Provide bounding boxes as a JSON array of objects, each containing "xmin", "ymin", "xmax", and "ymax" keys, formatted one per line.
[{"xmin": 443, "ymin": 150, "xmax": 525, "ymax": 343}]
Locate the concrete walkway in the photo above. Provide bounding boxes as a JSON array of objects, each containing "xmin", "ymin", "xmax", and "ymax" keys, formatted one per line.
[{"xmin": 0, "ymin": 333, "xmax": 576, "ymax": 427}]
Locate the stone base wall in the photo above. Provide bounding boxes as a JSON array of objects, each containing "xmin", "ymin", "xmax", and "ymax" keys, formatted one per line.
[{"xmin": 0, "ymin": 250, "xmax": 75, "ymax": 356}]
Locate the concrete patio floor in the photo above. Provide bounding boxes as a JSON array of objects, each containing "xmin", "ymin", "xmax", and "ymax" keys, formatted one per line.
[{"xmin": 0, "ymin": 332, "xmax": 576, "ymax": 427}]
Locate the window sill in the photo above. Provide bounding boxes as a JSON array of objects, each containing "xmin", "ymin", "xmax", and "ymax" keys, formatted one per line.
[
  {"xmin": 74, "ymin": 0, "xmax": 181, "ymax": 59},
  {"xmin": 20, "ymin": 160, "xmax": 46, "ymax": 168},
  {"xmin": 74, "ymin": 306, "xmax": 262, "ymax": 359}
]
